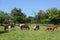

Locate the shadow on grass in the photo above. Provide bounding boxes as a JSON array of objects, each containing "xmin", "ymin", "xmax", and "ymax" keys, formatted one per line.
[{"xmin": 0, "ymin": 31, "xmax": 9, "ymax": 34}]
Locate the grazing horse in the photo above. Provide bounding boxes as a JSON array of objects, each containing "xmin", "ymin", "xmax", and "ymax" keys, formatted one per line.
[
  {"xmin": 33, "ymin": 24, "xmax": 40, "ymax": 30},
  {"xmin": 20, "ymin": 24, "xmax": 30, "ymax": 30},
  {"xmin": 46, "ymin": 25, "xmax": 58, "ymax": 31},
  {"xmin": 4, "ymin": 23, "xmax": 15, "ymax": 31}
]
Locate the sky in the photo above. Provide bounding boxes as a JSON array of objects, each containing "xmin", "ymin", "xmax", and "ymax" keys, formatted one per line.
[{"xmin": 0, "ymin": 0, "xmax": 60, "ymax": 16}]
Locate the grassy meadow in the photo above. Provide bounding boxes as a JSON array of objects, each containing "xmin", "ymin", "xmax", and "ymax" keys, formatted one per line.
[{"xmin": 0, "ymin": 24, "xmax": 60, "ymax": 40}]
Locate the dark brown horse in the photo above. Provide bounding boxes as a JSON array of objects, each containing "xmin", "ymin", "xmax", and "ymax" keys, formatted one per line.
[
  {"xmin": 46, "ymin": 25, "xmax": 58, "ymax": 31},
  {"xmin": 4, "ymin": 23, "xmax": 15, "ymax": 31},
  {"xmin": 20, "ymin": 24, "xmax": 30, "ymax": 30},
  {"xmin": 33, "ymin": 24, "xmax": 40, "ymax": 30}
]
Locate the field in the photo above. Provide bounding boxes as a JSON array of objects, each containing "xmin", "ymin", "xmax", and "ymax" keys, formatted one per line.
[{"xmin": 0, "ymin": 24, "xmax": 60, "ymax": 40}]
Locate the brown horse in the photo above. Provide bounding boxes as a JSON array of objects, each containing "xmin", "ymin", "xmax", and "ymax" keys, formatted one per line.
[
  {"xmin": 33, "ymin": 24, "xmax": 40, "ymax": 30},
  {"xmin": 46, "ymin": 25, "xmax": 58, "ymax": 31},
  {"xmin": 20, "ymin": 24, "xmax": 30, "ymax": 30},
  {"xmin": 4, "ymin": 23, "xmax": 15, "ymax": 31}
]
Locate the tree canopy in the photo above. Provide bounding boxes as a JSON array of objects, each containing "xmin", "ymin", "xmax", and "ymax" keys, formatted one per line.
[{"xmin": 0, "ymin": 7, "xmax": 60, "ymax": 25}]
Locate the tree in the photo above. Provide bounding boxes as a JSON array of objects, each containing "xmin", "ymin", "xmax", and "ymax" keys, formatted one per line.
[
  {"xmin": 26, "ymin": 16, "xmax": 33, "ymax": 23},
  {"xmin": 11, "ymin": 8, "xmax": 26, "ymax": 23},
  {"xmin": 35, "ymin": 10, "xmax": 46, "ymax": 23},
  {"xmin": 0, "ymin": 11, "xmax": 10, "ymax": 25},
  {"xmin": 46, "ymin": 8, "xmax": 60, "ymax": 25}
]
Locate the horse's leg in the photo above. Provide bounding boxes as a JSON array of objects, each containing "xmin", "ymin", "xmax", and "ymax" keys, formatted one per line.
[
  {"xmin": 8, "ymin": 28, "xmax": 10, "ymax": 31},
  {"xmin": 20, "ymin": 26, "xmax": 23, "ymax": 30},
  {"xmin": 36, "ymin": 28, "xmax": 38, "ymax": 30},
  {"xmin": 27, "ymin": 27, "xmax": 30, "ymax": 30},
  {"xmin": 12, "ymin": 25, "xmax": 15, "ymax": 28},
  {"xmin": 4, "ymin": 27, "xmax": 6, "ymax": 31},
  {"xmin": 8, "ymin": 26, "xmax": 11, "ymax": 31},
  {"xmin": 51, "ymin": 28, "xmax": 54, "ymax": 31},
  {"xmin": 37, "ymin": 27, "xmax": 39, "ymax": 30},
  {"xmin": 53, "ymin": 28, "xmax": 54, "ymax": 31}
]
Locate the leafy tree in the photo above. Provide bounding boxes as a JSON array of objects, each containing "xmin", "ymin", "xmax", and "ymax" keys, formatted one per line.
[
  {"xmin": 11, "ymin": 8, "xmax": 26, "ymax": 23},
  {"xmin": 35, "ymin": 10, "xmax": 46, "ymax": 23},
  {"xmin": 46, "ymin": 8, "xmax": 60, "ymax": 25},
  {"xmin": 0, "ymin": 11, "xmax": 10, "ymax": 25},
  {"xmin": 26, "ymin": 16, "xmax": 33, "ymax": 23}
]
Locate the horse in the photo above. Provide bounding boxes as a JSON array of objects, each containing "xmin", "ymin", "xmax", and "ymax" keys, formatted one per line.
[
  {"xmin": 46, "ymin": 25, "xmax": 58, "ymax": 31},
  {"xmin": 19, "ymin": 24, "xmax": 30, "ymax": 30},
  {"xmin": 4, "ymin": 23, "xmax": 15, "ymax": 31},
  {"xmin": 33, "ymin": 24, "xmax": 40, "ymax": 30}
]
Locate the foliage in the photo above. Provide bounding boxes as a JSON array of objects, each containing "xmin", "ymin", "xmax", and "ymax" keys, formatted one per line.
[
  {"xmin": 0, "ymin": 11, "xmax": 10, "ymax": 25},
  {"xmin": 11, "ymin": 8, "xmax": 26, "ymax": 23},
  {"xmin": 0, "ymin": 7, "xmax": 60, "ymax": 24},
  {"xmin": 46, "ymin": 8, "xmax": 60, "ymax": 25},
  {"xmin": 35, "ymin": 8, "xmax": 60, "ymax": 24}
]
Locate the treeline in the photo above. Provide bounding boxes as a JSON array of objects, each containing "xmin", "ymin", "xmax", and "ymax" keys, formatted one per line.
[{"xmin": 0, "ymin": 8, "xmax": 60, "ymax": 25}]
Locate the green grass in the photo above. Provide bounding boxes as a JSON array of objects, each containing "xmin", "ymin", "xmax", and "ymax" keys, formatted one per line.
[{"xmin": 0, "ymin": 24, "xmax": 60, "ymax": 40}]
